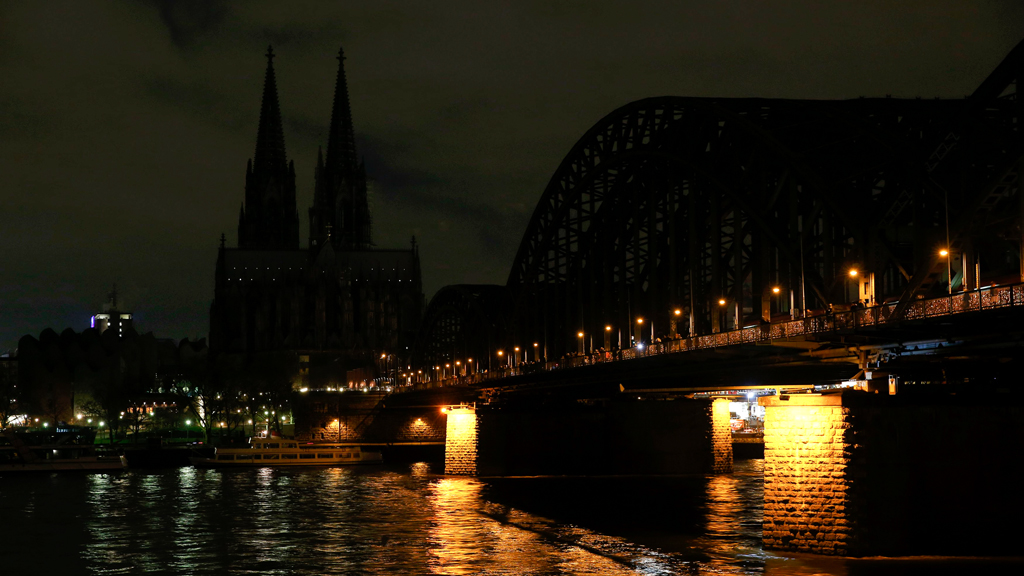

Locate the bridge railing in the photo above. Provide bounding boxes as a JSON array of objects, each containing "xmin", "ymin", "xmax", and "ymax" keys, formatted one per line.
[{"xmin": 407, "ymin": 283, "xmax": 1024, "ymax": 390}]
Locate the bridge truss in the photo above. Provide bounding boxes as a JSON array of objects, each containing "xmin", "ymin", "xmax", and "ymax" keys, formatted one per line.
[{"xmin": 417, "ymin": 40, "xmax": 1023, "ymax": 366}]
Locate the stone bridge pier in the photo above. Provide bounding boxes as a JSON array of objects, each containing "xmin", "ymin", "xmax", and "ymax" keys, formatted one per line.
[
  {"xmin": 444, "ymin": 398, "xmax": 732, "ymax": 476},
  {"xmin": 760, "ymin": 389, "xmax": 1024, "ymax": 556}
]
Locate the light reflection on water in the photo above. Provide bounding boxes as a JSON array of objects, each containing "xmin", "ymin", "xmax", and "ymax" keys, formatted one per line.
[{"xmin": 1, "ymin": 460, "xmax": 1018, "ymax": 575}]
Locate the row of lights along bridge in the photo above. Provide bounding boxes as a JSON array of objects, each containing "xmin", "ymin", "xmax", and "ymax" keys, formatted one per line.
[{"xmin": 366, "ymin": 249, "xmax": 962, "ymax": 387}]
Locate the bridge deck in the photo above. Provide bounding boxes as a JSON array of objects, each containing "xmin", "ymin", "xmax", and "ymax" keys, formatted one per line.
[{"xmin": 405, "ymin": 283, "xmax": 1024, "ymax": 392}]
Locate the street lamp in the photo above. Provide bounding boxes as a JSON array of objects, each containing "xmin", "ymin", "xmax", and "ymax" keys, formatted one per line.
[
  {"xmin": 670, "ymin": 309, "xmax": 682, "ymax": 337},
  {"xmin": 533, "ymin": 343, "xmax": 539, "ymax": 362},
  {"xmin": 635, "ymin": 317, "xmax": 644, "ymax": 348},
  {"xmin": 577, "ymin": 331, "xmax": 584, "ymax": 355},
  {"xmin": 940, "ymin": 248, "xmax": 952, "ymax": 294},
  {"xmin": 514, "ymin": 346, "xmax": 520, "ymax": 367},
  {"xmin": 846, "ymin": 269, "xmax": 859, "ymax": 304}
]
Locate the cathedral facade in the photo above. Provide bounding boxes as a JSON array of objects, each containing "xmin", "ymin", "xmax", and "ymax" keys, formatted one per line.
[{"xmin": 210, "ymin": 47, "xmax": 423, "ymax": 376}]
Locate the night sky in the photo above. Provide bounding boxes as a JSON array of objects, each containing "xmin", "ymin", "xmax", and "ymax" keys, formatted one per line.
[{"xmin": 2, "ymin": 1, "xmax": 1022, "ymax": 350}]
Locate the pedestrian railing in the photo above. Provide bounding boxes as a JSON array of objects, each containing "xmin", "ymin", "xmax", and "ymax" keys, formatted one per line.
[{"xmin": 406, "ymin": 283, "xmax": 1024, "ymax": 391}]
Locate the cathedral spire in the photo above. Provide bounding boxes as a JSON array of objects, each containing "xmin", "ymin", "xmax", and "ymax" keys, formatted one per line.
[
  {"xmin": 325, "ymin": 47, "xmax": 357, "ymax": 173},
  {"xmin": 253, "ymin": 45, "xmax": 287, "ymax": 171},
  {"xmin": 239, "ymin": 46, "xmax": 300, "ymax": 250}
]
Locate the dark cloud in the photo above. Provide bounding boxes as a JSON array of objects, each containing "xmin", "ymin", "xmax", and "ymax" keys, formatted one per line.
[
  {"xmin": 152, "ymin": 0, "xmax": 229, "ymax": 48},
  {"xmin": 2, "ymin": 0, "xmax": 1022, "ymax": 350}
]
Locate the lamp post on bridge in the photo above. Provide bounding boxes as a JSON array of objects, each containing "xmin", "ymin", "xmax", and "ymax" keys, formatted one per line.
[{"xmin": 940, "ymin": 249, "xmax": 952, "ymax": 294}]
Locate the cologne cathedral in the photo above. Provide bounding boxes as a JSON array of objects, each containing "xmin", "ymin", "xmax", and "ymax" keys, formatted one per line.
[{"xmin": 209, "ymin": 47, "xmax": 424, "ymax": 377}]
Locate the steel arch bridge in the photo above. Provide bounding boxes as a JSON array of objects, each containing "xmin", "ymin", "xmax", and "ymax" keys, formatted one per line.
[{"xmin": 416, "ymin": 39, "xmax": 1023, "ymax": 366}]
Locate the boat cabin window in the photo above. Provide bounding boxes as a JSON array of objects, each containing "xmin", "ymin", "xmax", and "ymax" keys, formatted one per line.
[
  {"xmin": 252, "ymin": 455, "xmax": 261, "ymax": 460},
  {"xmin": 236, "ymin": 454, "xmax": 252, "ymax": 460},
  {"xmin": 281, "ymin": 454, "xmax": 297, "ymax": 459},
  {"xmin": 217, "ymin": 455, "xmax": 234, "ymax": 461},
  {"xmin": 316, "ymin": 453, "xmax": 333, "ymax": 459},
  {"xmin": 299, "ymin": 453, "xmax": 315, "ymax": 459},
  {"xmin": 263, "ymin": 454, "xmax": 280, "ymax": 460},
  {"xmin": 267, "ymin": 443, "xmax": 280, "ymax": 449}
]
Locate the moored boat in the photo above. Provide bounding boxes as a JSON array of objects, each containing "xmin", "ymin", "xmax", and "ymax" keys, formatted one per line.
[
  {"xmin": 0, "ymin": 427, "xmax": 127, "ymax": 473},
  {"xmin": 190, "ymin": 438, "xmax": 383, "ymax": 468}
]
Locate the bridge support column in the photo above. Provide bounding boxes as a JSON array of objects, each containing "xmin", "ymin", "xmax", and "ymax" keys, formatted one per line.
[
  {"xmin": 761, "ymin": 389, "xmax": 1023, "ymax": 556},
  {"xmin": 761, "ymin": 393, "xmax": 853, "ymax": 555},
  {"xmin": 443, "ymin": 405, "xmax": 479, "ymax": 475}
]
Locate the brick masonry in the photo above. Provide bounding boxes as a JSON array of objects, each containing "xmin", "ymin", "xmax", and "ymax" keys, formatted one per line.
[
  {"xmin": 711, "ymin": 398, "xmax": 733, "ymax": 473},
  {"xmin": 761, "ymin": 394, "xmax": 852, "ymax": 555},
  {"xmin": 444, "ymin": 407, "xmax": 478, "ymax": 475},
  {"xmin": 761, "ymin": 389, "xmax": 1024, "ymax": 556},
  {"xmin": 293, "ymin": 388, "xmax": 468, "ymax": 443}
]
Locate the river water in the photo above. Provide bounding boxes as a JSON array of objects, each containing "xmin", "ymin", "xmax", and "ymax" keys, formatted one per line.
[{"xmin": 0, "ymin": 459, "xmax": 1016, "ymax": 575}]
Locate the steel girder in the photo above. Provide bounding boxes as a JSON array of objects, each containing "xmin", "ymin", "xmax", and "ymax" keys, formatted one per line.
[
  {"xmin": 412, "ymin": 285, "xmax": 512, "ymax": 370},
  {"xmin": 504, "ymin": 41, "xmax": 1022, "ymax": 360}
]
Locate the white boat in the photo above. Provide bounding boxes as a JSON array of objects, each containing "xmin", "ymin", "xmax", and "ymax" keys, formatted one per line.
[
  {"xmin": 190, "ymin": 438, "xmax": 383, "ymax": 468},
  {"xmin": 0, "ymin": 427, "xmax": 126, "ymax": 473}
]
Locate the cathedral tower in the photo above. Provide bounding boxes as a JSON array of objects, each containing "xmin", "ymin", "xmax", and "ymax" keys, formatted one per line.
[
  {"xmin": 309, "ymin": 47, "xmax": 372, "ymax": 250},
  {"xmin": 238, "ymin": 46, "xmax": 300, "ymax": 250}
]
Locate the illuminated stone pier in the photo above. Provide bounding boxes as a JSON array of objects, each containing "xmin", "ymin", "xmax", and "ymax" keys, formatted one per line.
[
  {"xmin": 444, "ymin": 398, "xmax": 732, "ymax": 476},
  {"xmin": 761, "ymin": 389, "xmax": 1023, "ymax": 556}
]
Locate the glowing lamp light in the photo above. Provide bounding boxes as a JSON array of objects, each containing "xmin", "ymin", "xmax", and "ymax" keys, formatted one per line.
[
  {"xmin": 77, "ymin": 413, "xmax": 83, "ymax": 420},
  {"xmin": 441, "ymin": 407, "xmax": 447, "ymax": 413},
  {"xmin": 185, "ymin": 420, "xmax": 191, "ymax": 425},
  {"xmin": 849, "ymin": 269, "xmax": 859, "ymax": 277},
  {"xmin": 497, "ymin": 351, "xmax": 504, "ymax": 356},
  {"xmin": 940, "ymin": 249, "xmax": 949, "ymax": 257},
  {"xmin": 98, "ymin": 421, "xmax": 105, "ymax": 427},
  {"xmin": 673, "ymin": 309, "xmax": 681, "ymax": 316},
  {"xmin": 772, "ymin": 286, "xmax": 781, "ymax": 294},
  {"xmin": 605, "ymin": 325, "xmax": 612, "ymax": 332},
  {"xmin": 636, "ymin": 342, "xmax": 645, "ymax": 350},
  {"xmin": 637, "ymin": 318, "xmax": 644, "ymax": 325},
  {"xmin": 719, "ymin": 299, "xmax": 727, "ymax": 306},
  {"xmin": 577, "ymin": 331, "xmax": 584, "ymax": 338}
]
